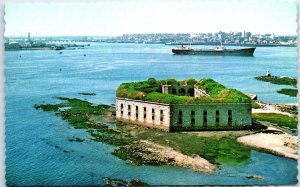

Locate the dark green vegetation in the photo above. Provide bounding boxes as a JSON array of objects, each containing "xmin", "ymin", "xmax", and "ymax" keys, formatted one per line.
[
  {"xmin": 79, "ymin": 92, "xmax": 96, "ymax": 96},
  {"xmin": 34, "ymin": 97, "xmax": 129, "ymax": 147},
  {"xmin": 35, "ymin": 97, "xmax": 111, "ymax": 129},
  {"xmin": 123, "ymin": 128, "xmax": 251, "ymax": 165},
  {"xmin": 103, "ymin": 177, "xmax": 148, "ymax": 186},
  {"xmin": 253, "ymin": 113, "xmax": 298, "ymax": 129},
  {"xmin": 277, "ymin": 88, "xmax": 298, "ymax": 97},
  {"xmin": 116, "ymin": 78, "xmax": 251, "ymax": 104},
  {"xmin": 255, "ymin": 76, "xmax": 297, "ymax": 87},
  {"xmin": 35, "ymin": 97, "xmax": 253, "ymax": 168},
  {"xmin": 251, "ymin": 101, "xmax": 261, "ymax": 109}
]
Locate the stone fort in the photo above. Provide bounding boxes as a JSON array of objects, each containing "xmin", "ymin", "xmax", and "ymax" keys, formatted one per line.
[{"xmin": 116, "ymin": 78, "xmax": 252, "ymax": 131}]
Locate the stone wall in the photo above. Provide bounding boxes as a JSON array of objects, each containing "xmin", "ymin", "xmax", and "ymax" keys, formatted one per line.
[
  {"xmin": 164, "ymin": 85, "xmax": 195, "ymax": 96},
  {"xmin": 116, "ymin": 98, "xmax": 252, "ymax": 131},
  {"xmin": 116, "ymin": 98, "xmax": 171, "ymax": 131},
  {"xmin": 170, "ymin": 103, "xmax": 252, "ymax": 131},
  {"xmin": 162, "ymin": 85, "xmax": 172, "ymax": 94},
  {"xmin": 194, "ymin": 87, "xmax": 210, "ymax": 98}
]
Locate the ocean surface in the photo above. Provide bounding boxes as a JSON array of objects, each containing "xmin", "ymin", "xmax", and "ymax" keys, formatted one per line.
[{"xmin": 5, "ymin": 43, "xmax": 298, "ymax": 185}]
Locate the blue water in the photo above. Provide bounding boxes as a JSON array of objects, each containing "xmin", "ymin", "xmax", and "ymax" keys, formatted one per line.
[{"xmin": 5, "ymin": 43, "xmax": 298, "ymax": 185}]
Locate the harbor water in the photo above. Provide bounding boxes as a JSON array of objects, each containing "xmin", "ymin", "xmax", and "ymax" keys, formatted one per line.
[{"xmin": 5, "ymin": 43, "xmax": 297, "ymax": 185}]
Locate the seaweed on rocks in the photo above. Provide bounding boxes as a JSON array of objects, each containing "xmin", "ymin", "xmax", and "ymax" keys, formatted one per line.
[
  {"xmin": 103, "ymin": 177, "xmax": 148, "ymax": 186},
  {"xmin": 35, "ymin": 96, "xmax": 253, "ymax": 171}
]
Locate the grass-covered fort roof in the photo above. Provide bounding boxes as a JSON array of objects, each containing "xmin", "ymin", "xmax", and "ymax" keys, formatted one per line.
[{"xmin": 116, "ymin": 78, "xmax": 251, "ymax": 104}]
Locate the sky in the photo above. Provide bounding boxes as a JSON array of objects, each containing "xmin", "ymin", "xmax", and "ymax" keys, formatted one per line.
[{"xmin": 4, "ymin": 0, "xmax": 298, "ymax": 36}]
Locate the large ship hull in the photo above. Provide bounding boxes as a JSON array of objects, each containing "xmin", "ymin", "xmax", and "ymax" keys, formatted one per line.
[{"xmin": 172, "ymin": 47, "xmax": 256, "ymax": 56}]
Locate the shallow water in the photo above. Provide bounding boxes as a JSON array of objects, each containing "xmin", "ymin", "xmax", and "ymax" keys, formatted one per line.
[{"xmin": 5, "ymin": 43, "xmax": 297, "ymax": 185}]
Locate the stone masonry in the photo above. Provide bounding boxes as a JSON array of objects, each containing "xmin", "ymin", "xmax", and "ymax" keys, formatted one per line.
[
  {"xmin": 116, "ymin": 98, "xmax": 171, "ymax": 131},
  {"xmin": 116, "ymin": 98, "xmax": 252, "ymax": 131}
]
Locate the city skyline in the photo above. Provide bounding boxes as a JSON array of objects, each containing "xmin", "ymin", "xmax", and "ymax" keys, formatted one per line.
[
  {"xmin": 5, "ymin": 30, "xmax": 298, "ymax": 38},
  {"xmin": 4, "ymin": 0, "xmax": 297, "ymax": 37}
]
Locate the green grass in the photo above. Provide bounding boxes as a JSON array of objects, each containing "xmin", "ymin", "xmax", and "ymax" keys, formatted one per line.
[
  {"xmin": 195, "ymin": 78, "xmax": 227, "ymax": 97},
  {"xmin": 133, "ymin": 127, "xmax": 251, "ymax": 165},
  {"xmin": 253, "ymin": 113, "xmax": 298, "ymax": 129},
  {"xmin": 255, "ymin": 76, "xmax": 297, "ymax": 87},
  {"xmin": 277, "ymin": 88, "xmax": 298, "ymax": 97},
  {"xmin": 117, "ymin": 78, "xmax": 251, "ymax": 104},
  {"xmin": 251, "ymin": 101, "xmax": 261, "ymax": 109}
]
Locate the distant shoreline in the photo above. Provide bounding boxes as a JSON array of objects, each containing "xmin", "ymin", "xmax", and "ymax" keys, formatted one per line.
[
  {"xmin": 90, "ymin": 41, "xmax": 296, "ymax": 47},
  {"xmin": 4, "ymin": 42, "xmax": 296, "ymax": 51},
  {"xmin": 164, "ymin": 43, "xmax": 296, "ymax": 47}
]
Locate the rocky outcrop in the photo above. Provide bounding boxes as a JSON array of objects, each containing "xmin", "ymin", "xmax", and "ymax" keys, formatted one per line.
[
  {"xmin": 114, "ymin": 140, "xmax": 216, "ymax": 173},
  {"xmin": 275, "ymin": 104, "xmax": 298, "ymax": 115},
  {"xmin": 255, "ymin": 101, "xmax": 298, "ymax": 116}
]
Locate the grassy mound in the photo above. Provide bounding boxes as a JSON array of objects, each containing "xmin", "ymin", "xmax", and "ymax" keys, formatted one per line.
[{"xmin": 116, "ymin": 78, "xmax": 251, "ymax": 104}]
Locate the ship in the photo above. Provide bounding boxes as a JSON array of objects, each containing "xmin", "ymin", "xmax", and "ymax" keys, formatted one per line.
[{"xmin": 172, "ymin": 44, "xmax": 256, "ymax": 56}]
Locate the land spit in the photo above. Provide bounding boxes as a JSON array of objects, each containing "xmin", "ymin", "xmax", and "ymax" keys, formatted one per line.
[
  {"xmin": 237, "ymin": 129, "xmax": 298, "ymax": 160},
  {"xmin": 118, "ymin": 140, "xmax": 216, "ymax": 173}
]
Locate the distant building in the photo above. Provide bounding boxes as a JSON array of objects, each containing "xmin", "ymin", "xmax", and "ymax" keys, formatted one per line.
[
  {"xmin": 246, "ymin": 32, "xmax": 251, "ymax": 38},
  {"xmin": 242, "ymin": 30, "xmax": 245, "ymax": 38},
  {"xmin": 271, "ymin": 33, "xmax": 275, "ymax": 39},
  {"xmin": 266, "ymin": 68, "xmax": 271, "ymax": 77},
  {"xmin": 27, "ymin": 32, "xmax": 32, "ymax": 44}
]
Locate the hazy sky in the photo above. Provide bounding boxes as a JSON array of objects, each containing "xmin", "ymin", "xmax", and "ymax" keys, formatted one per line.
[{"xmin": 4, "ymin": 0, "xmax": 297, "ymax": 36}]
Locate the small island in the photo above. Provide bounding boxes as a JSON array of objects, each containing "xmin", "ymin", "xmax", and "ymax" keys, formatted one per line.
[
  {"xmin": 34, "ymin": 78, "xmax": 298, "ymax": 176},
  {"xmin": 254, "ymin": 76, "xmax": 297, "ymax": 87},
  {"xmin": 255, "ymin": 75, "xmax": 297, "ymax": 97},
  {"xmin": 277, "ymin": 88, "xmax": 298, "ymax": 97}
]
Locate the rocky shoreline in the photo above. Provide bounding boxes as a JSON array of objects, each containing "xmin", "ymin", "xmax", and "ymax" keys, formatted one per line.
[
  {"xmin": 114, "ymin": 140, "xmax": 216, "ymax": 173},
  {"xmin": 254, "ymin": 101, "xmax": 298, "ymax": 116},
  {"xmin": 237, "ymin": 129, "xmax": 298, "ymax": 160}
]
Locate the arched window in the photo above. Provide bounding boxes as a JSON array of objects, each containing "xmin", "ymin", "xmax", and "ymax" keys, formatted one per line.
[
  {"xmin": 160, "ymin": 110, "xmax": 164, "ymax": 123},
  {"xmin": 144, "ymin": 107, "xmax": 147, "ymax": 120},
  {"xmin": 128, "ymin": 105, "xmax": 131, "ymax": 116},
  {"xmin": 172, "ymin": 88, "xmax": 177, "ymax": 94},
  {"xmin": 216, "ymin": 110, "xmax": 220, "ymax": 126},
  {"xmin": 228, "ymin": 110, "xmax": 232, "ymax": 125},
  {"xmin": 203, "ymin": 110, "xmax": 207, "ymax": 127},
  {"xmin": 188, "ymin": 88, "xmax": 194, "ymax": 96},
  {"xmin": 152, "ymin": 108, "xmax": 155, "ymax": 121},
  {"xmin": 120, "ymin": 104, "xmax": 124, "ymax": 116},
  {"xmin": 191, "ymin": 111, "xmax": 195, "ymax": 127},
  {"xmin": 179, "ymin": 88, "xmax": 186, "ymax": 95},
  {"xmin": 136, "ymin": 106, "xmax": 139, "ymax": 120},
  {"xmin": 178, "ymin": 110, "xmax": 183, "ymax": 125}
]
